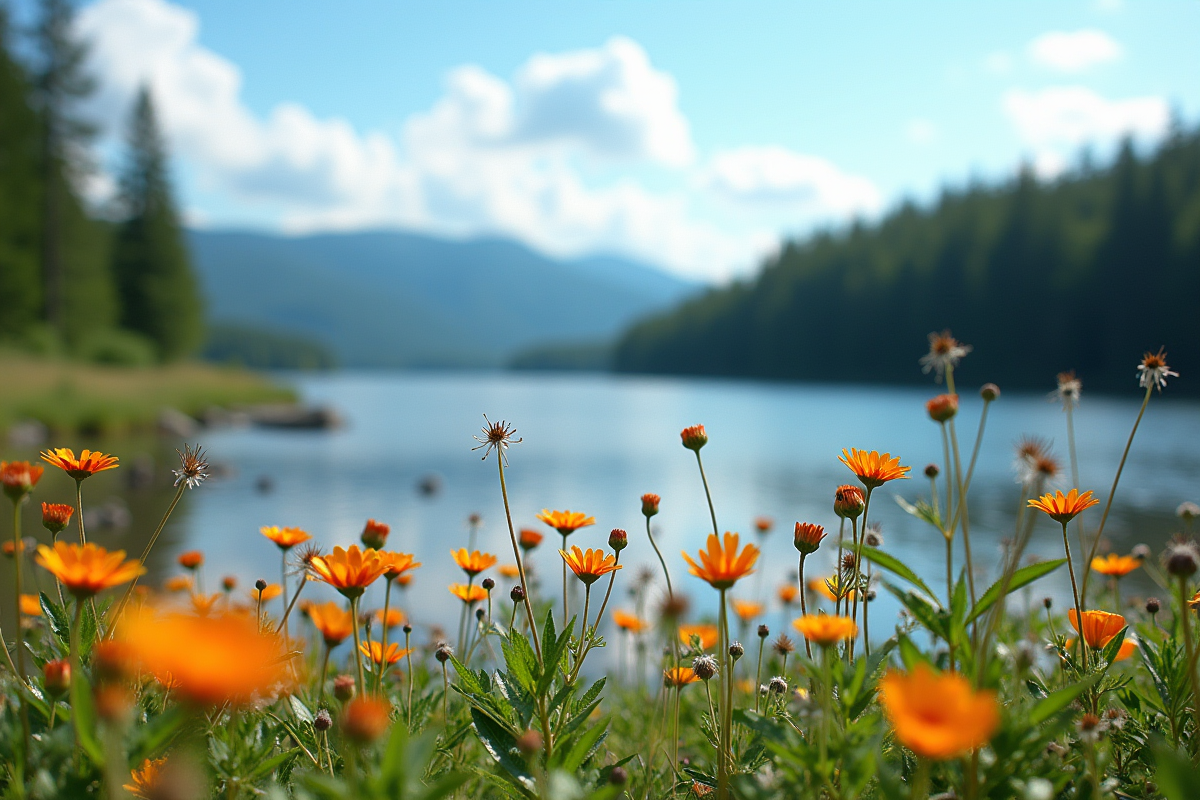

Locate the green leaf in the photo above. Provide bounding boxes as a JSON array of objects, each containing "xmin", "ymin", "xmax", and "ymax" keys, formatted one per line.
[
  {"xmin": 244, "ymin": 748, "xmax": 299, "ymax": 782},
  {"xmin": 1028, "ymin": 674, "xmax": 1099, "ymax": 725},
  {"xmin": 40, "ymin": 591, "xmax": 71, "ymax": 647},
  {"xmin": 539, "ymin": 616, "xmax": 576, "ymax": 695},
  {"xmin": 79, "ymin": 599, "xmax": 99, "ymax": 657},
  {"xmin": 450, "ymin": 654, "xmax": 490, "ymax": 696},
  {"xmin": 289, "ymin": 695, "xmax": 314, "ymax": 725},
  {"xmin": 897, "ymin": 634, "xmax": 932, "ymax": 672},
  {"xmin": 501, "ymin": 630, "xmax": 538, "ymax": 693},
  {"xmin": 966, "ymin": 559, "xmax": 1066, "ymax": 624},
  {"xmin": 69, "ymin": 670, "xmax": 106, "ymax": 765},
  {"xmin": 1098, "ymin": 627, "xmax": 1128, "ymax": 670},
  {"xmin": 1151, "ymin": 738, "xmax": 1196, "ymax": 800},
  {"xmin": 884, "ymin": 583, "xmax": 947, "ymax": 640},
  {"xmin": 894, "ymin": 495, "xmax": 943, "ymax": 531},
  {"xmin": 471, "ymin": 707, "xmax": 535, "ymax": 792},
  {"xmin": 860, "ymin": 546, "xmax": 939, "ymax": 603},
  {"xmin": 556, "ymin": 718, "xmax": 608, "ymax": 772}
]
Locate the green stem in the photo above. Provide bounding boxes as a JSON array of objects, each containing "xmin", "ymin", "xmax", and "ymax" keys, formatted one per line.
[
  {"xmin": 350, "ymin": 596, "xmax": 366, "ymax": 696},
  {"xmin": 497, "ymin": 454, "xmax": 541, "ymax": 660},
  {"xmin": 405, "ymin": 628, "xmax": 414, "ymax": 730},
  {"xmin": 717, "ymin": 587, "xmax": 730, "ymax": 799},
  {"xmin": 1061, "ymin": 522, "xmax": 1087, "ymax": 672},
  {"xmin": 695, "ymin": 452, "xmax": 720, "ymax": 537},
  {"xmin": 12, "ymin": 501, "xmax": 26, "ymax": 683},
  {"xmin": 1178, "ymin": 576, "xmax": 1200, "ymax": 758},
  {"xmin": 1065, "ymin": 402, "xmax": 1088, "ymax": 577},
  {"xmin": 798, "ymin": 554, "xmax": 812, "ymax": 659},
  {"xmin": 753, "ymin": 637, "xmax": 764, "ymax": 714},
  {"xmin": 562, "ymin": 533, "xmax": 570, "ymax": 630},
  {"xmin": 316, "ymin": 647, "xmax": 330, "ymax": 706},
  {"xmin": 946, "ymin": 534, "xmax": 954, "ymax": 672},
  {"xmin": 75, "ymin": 480, "xmax": 86, "ymax": 545},
  {"xmin": 378, "ymin": 579, "xmax": 393, "ymax": 695},
  {"xmin": 834, "ymin": 518, "xmax": 845, "ymax": 616},
  {"xmin": 280, "ymin": 551, "xmax": 290, "ymax": 643},
  {"xmin": 948, "ymin": 417, "xmax": 976, "ymax": 604},
  {"xmin": 107, "ymin": 481, "xmax": 187, "ymax": 632}
]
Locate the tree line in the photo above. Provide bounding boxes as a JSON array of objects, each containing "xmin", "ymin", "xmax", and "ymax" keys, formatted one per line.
[
  {"xmin": 0, "ymin": 0, "xmax": 202, "ymax": 364},
  {"xmin": 614, "ymin": 126, "xmax": 1200, "ymax": 395}
]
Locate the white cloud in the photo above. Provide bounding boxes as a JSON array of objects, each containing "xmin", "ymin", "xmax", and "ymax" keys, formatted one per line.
[
  {"xmin": 905, "ymin": 118, "xmax": 938, "ymax": 145},
  {"xmin": 701, "ymin": 147, "xmax": 883, "ymax": 219},
  {"xmin": 1027, "ymin": 29, "xmax": 1122, "ymax": 73}
]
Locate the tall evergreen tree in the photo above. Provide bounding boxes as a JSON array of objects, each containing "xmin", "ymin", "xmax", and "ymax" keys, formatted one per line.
[{"xmin": 112, "ymin": 86, "xmax": 204, "ymax": 360}]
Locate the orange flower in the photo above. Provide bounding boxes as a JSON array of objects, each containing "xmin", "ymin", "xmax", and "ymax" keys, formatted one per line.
[
  {"xmin": 641, "ymin": 493, "xmax": 661, "ymax": 517},
  {"xmin": 1028, "ymin": 489, "xmax": 1100, "ymax": 524},
  {"xmin": 498, "ymin": 563, "xmax": 521, "ymax": 579},
  {"xmin": 177, "ymin": 551, "xmax": 204, "ymax": 570},
  {"xmin": 1065, "ymin": 637, "xmax": 1138, "ymax": 662},
  {"xmin": 395, "ymin": 573, "xmax": 413, "ymax": 588},
  {"xmin": 251, "ymin": 584, "xmax": 283, "ymax": 602},
  {"xmin": 20, "ymin": 593, "xmax": 42, "ymax": 616},
  {"xmin": 35, "ymin": 542, "xmax": 144, "ymax": 598},
  {"xmin": 613, "ymin": 610, "xmax": 647, "ymax": 633},
  {"xmin": 1, "ymin": 461, "xmax": 44, "ymax": 500},
  {"xmin": 754, "ymin": 516, "xmax": 772, "ymax": 533},
  {"xmin": 518, "ymin": 528, "xmax": 544, "ymax": 550},
  {"xmin": 449, "ymin": 583, "xmax": 488, "ymax": 604},
  {"xmin": 260, "ymin": 526, "xmax": 312, "ymax": 550},
  {"xmin": 679, "ymin": 624, "xmax": 719, "ymax": 650},
  {"xmin": 164, "ymin": 575, "xmax": 193, "ymax": 594},
  {"xmin": 310, "ymin": 546, "xmax": 388, "ymax": 599},
  {"xmin": 41, "ymin": 502, "xmax": 74, "ymax": 534},
  {"xmin": 1068, "ymin": 609, "xmax": 1127, "ymax": 649},
  {"xmin": 306, "ymin": 601, "xmax": 355, "ymax": 646},
  {"xmin": 1090, "ymin": 553, "xmax": 1141, "ymax": 578},
  {"xmin": 731, "ymin": 599, "xmax": 764, "ymax": 622},
  {"xmin": 124, "ymin": 757, "xmax": 167, "ymax": 799},
  {"xmin": 537, "ymin": 509, "xmax": 596, "ymax": 537},
  {"xmin": 451, "ymin": 548, "xmax": 498, "ymax": 577},
  {"xmin": 361, "ymin": 519, "xmax": 390, "ymax": 549},
  {"xmin": 359, "ymin": 640, "xmax": 411, "ymax": 667},
  {"xmin": 39, "ymin": 448, "xmax": 118, "ymax": 480},
  {"xmin": 879, "ymin": 664, "xmax": 999, "ymax": 759},
  {"xmin": 374, "ymin": 608, "xmax": 406, "ymax": 629},
  {"xmin": 560, "ymin": 545, "xmax": 622, "ymax": 586},
  {"xmin": 379, "ymin": 550, "xmax": 421, "ymax": 580},
  {"xmin": 793, "ymin": 614, "xmax": 858, "ymax": 646},
  {"xmin": 838, "ymin": 448, "xmax": 910, "ymax": 488},
  {"xmin": 925, "ymin": 394, "xmax": 959, "ymax": 423},
  {"xmin": 664, "ymin": 666, "xmax": 701, "ymax": 688},
  {"xmin": 793, "ymin": 522, "xmax": 827, "ymax": 555},
  {"xmin": 190, "ymin": 593, "xmax": 221, "ymax": 616},
  {"xmin": 680, "ymin": 424, "xmax": 708, "ymax": 451},
  {"xmin": 117, "ymin": 610, "xmax": 291, "ymax": 706},
  {"xmin": 681, "ymin": 532, "xmax": 759, "ymax": 590},
  {"xmin": 341, "ymin": 696, "xmax": 392, "ymax": 743},
  {"xmin": 778, "ymin": 585, "xmax": 799, "ymax": 605},
  {"xmin": 807, "ymin": 576, "xmax": 853, "ymax": 603}
]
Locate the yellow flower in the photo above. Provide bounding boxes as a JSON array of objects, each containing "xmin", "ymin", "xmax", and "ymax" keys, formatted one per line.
[
  {"xmin": 879, "ymin": 664, "xmax": 1000, "ymax": 759},
  {"xmin": 309, "ymin": 546, "xmax": 388, "ymax": 599},
  {"xmin": 1090, "ymin": 553, "xmax": 1141, "ymax": 578},
  {"xmin": 792, "ymin": 614, "xmax": 858, "ymax": 647},
  {"xmin": 449, "ymin": 583, "xmax": 488, "ymax": 604},
  {"xmin": 679, "ymin": 624, "xmax": 719, "ymax": 651},
  {"xmin": 40, "ymin": 448, "xmax": 119, "ymax": 481},
  {"xmin": 778, "ymin": 585, "xmax": 799, "ymax": 605},
  {"xmin": 1028, "ymin": 489, "xmax": 1100, "ymax": 524},
  {"xmin": 124, "ymin": 757, "xmax": 167, "ymax": 799},
  {"xmin": 164, "ymin": 575, "xmax": 193, "ymax": 594},
  {"xmin": 536, "ymin": 509, "xmax": 596, "ymax": 536},
  {"xmin": 35, "ymin": 542, "xmax": 145, "ymax": 598},
  {"xmin": 260, "ymin": 526, "xmax": 312, "ymax": 550},
  {"xmin": 374, "ymin": 608, "xmax": 406, "ymax": 629},
  {"xmin": 19, "ymin": 593, "xmax": 42, "ymax": 616},
  {"xmin": 451, "ymin": 548, "xmax": 498, "ymax": 577},
  {"xmin": 498, "ymin": 563, "xmax": 521, "ymax": 579},
  {"xmin": 359, "ymin": 640, "xmax": 411, "ymax": 667},
  {"xmin": 612, "ymin": 610, "xmax": 647, "ymax": 633},
  {"xmin": 190, "ymin": 593, "xmax": 221, "ymax": 616},
  {"xmin": 379, "ymin": 551, "xmax": 421, "ymax": 579},
  {"xmin": 731, "ymin": 599, "xmax": 764, "ymax": 622},
  {"xmin": 664, "ymin": 667, "xmax": 700, "ymax": 688},
  {"xmin": 251, "ymin": 584, "xmax": 283, "ymax": 602},
  {"xmin": 306, "ymin": 601, "xmax": 356, "ymax": 647},
  {"xmin": 838, "ymin": 448, "xmax": 910, "ymax": 488},
  {"xmin": 1068, "ymin": 609, "xmax": 1126, "ymax": 650},
  {"xmin": 681, "ymin": 532, "xmax": 759, "ymax": 590},
  {"xmin": 560, "ymin": 545, "xmax": 622, "ymax": 586}
]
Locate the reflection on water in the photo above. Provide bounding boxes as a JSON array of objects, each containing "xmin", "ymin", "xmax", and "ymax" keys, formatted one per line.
[{"xmin": 6, "ymin": 372, "xmax": 1199, "ymax": 653}]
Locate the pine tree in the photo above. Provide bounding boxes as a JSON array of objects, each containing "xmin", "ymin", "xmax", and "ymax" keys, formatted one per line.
[{"xmin": 112, "ymin": 86, "xmax": 204, "ymax": 360}]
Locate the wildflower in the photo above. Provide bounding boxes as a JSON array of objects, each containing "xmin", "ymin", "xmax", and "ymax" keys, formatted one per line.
[
  {"xmin": 693, "ymin": 654, "xmax": 718, "ymax": 680},
  {"xmin": 43, "ymin": 659, "xmax": 70, "ymax": 696},
  {"xmin": 518, "ymin": 528, "xmax": 544, "ymax": 550},
  {"xmin": 510, "ymin": 585, "xmax": 526, "ymax": 603},
  {"xmin": 772, "ymin": 634, "xmax": 795, "ymax": 656},
  {"xmin": 1068, "ymin": 609, "xmax": 1126, "ymax": 649},
  {"xmin": 172, "ymin": 444, "xmax": 208, "ymax": 489},
  {"xmin": 251, "ymin": 583, "xmax": 282, "ymax": 603},
  {"xmin": 754, "ymin": 516, "xmax": 772, "ymax": 534},
  {"xmin": 451, "ymin": 548, "xmax": 497, "ymax": 577},
  {"xmin": 778, "ymin": 584, "xmax": 798, "ymax": 605},
  {"xmin": 925, "ymin": 394, "xmax": 959, "ymax": 423},
  {"xmin": 839, "ymin": 449, "xmax": 910, "ymax": 488},
  {"xmin": 341, "ymin": 696, "xmax": 392, "ymax": 743},
  {"xmin": 664, "ymin": 667, "xmax": 700, "ymax": 687},
  {"xmin": 125, "ymin": 757, "xmax": 168, "ymax": 799},
  {"xmin": 164, "ymin": 575, "xmax": 193, "ymax": 593},
  {"xmin": 1165, "ymin": 541, "xmax": 1199, "ymax": 576},
  {"xmin": 641, "ymin": 493, "xmax": 661, "ymax": 517},
  {"xmin": 1137, "ymin": 347, "xmax": 1177, "ymax": 391},
  {"xmin": 191, "ymin": 593, "xmax": 221, "ymax": 616},
  {"xmin": 498, "ymin": 563, "xmax": 521, "ymax": 579},
  {"xmin": 793, "ymin": 614, "xmax": 858, "ymax": 647},
  {"xmin": 222, "ymin": 576, "xmax": 237, "ymax": 592},
  {"xmin": 609, "ymin": 528, "xmax": 628, "ymax": 551},
  {"xmin": 0, "ymin": 461, "xmax": 44, "ymax": 500},
  {"xmin": 472, "ymin": 415, "xmax": 522, "ymax": 464},
  {"xmin": 314, "ymin": 709, "xmax": 332, "ymax": 731},
  {"xmin": 118, "ymin": 611, "xmax": 291, "ymax": 706},
  {"xmin": 374, "ymin": 608, "xmax": 406, "ymax": 629},
  {"xmin": 560, "ymin": 545, "xmax": 622, "ymax": 586},
  {"xmin": 1091, "ymin": 553, "xmax": 1141, "ymax": 578},
  {"xmin": 793, "ymin": 522, "xmax": 826, "ymax": 555},
  {"xmin": 379, "ymin": 550, "xmax": 421, "ymax": 580},
  {"xmin": 307, "ymin": 602, "xmax": 356, "ymax": 647},
  {"xmin": 1052, "ymin": 371, "xmax": 1082, "ymax": 409},
  {"xmin": 679, "ymin": 624, "xmax": 719, "ymax": 651},
  {"xmin": 260, "ymin": 526, "xmax": 312, "ymax": 550},
  {"xmin": 832, "ymin": 485, "xmax": 867, "ymax": 520},
  {"xmin": 613, "ymin": 610, "xmax": 647, "ymax": 633},
  {"xmin": 41, "ymin": 502, "xmax": 74, "ymax": 534},
  {"xmin": 177, "ymin": 551, "xmax": 204, "ymax": 570},
  {"xmin": 729, "ymin": 641, "xmax": 744, "ymax": 660},
  {"xmin": 1178, "ymin": 502, "xmax": 1199, "ymax": 522},
  {"xmin": 681, "ymin": 532, "xmax": 759, "ymax": 590},
  {"xmin": 35, "ymin": 542, "xmax": 144, "ymax": 598},
  {"xmin": 359, "ymin": 641, "xmax": 411, "ymax": 667},
  {"xmin": 1028, "ymin": 489, "xmax": 1100, "ymax": 524},
  {"xmin": 731, "ymin": 599, "xmax": 763, "ymax": 622},
  {"xmin": 768, "ymin": 676, "xmax": 788, "ymax": 695},
  {"xmin": 807, "ymin": 577, "xmax": 854, "ymax": 603},
  {"xmin": 449, "ymin": 583, "xmax": 488, "ymax": 604},
  {"xmin": 361, "ymin": 519, "xmax": 389, "ymax": 549},
  {"xmin": 1145, "ymin": 597, "xmax": 1161, "ymax": 615},
  {"xmin": 919, "ymin": 330, "xmax": 972, "ymax": 381},
  {"xmin": 680, "ymin": 424, "xmax": 708, "ymax": 451},
  {"xmin": 20, "ymin": 594, "xmax": 42, "ymax": 615},
  {"xmin": 879, "ymin": 664, "xmax": 999, "ymax": 759},
  {"xmin": 1065, "ymin": 635, "xmax": 1138, "ymax": 662},
  {"xmin": 39, "ymin": 448, "xmax": 119, "ymax": 480},
  {"xmin": 980, "ymin": 383, "xmax": 1000, "ymax": 401},
  {"xmin": 310, "ymin": 546, "xmax": 388, "ymax": 599},
  {"xmin": 333, "ymin": 674, "xmax": 356, "ymax": 700},
  {"xmin": 536, "ymin": 509, "xmax": 596, "ymax": 537}
]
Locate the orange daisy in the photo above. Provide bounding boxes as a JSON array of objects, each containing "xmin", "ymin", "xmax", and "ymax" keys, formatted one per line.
[
  {"xmin": 306, "ymin": 601, "xmax": 355, "ymax": 647},
  {"xmin": 1028, "ymin": 489, "xmax": 1100, "ymax": 524},
  {"xmin": 41, "ymin": 502, "xmax": 74, "ymax": 533},
  {"xmin": 793, "ymin": 614, "xmax": 858, "ymax": 646},
  {"xmin": 451, "ymin": 548, "xmax": 498, "ymax": 577},
  {"xmin": 359, "ymin": 640, "xmax": 411, "ymax": 667},
  {"xmin": 251, "ymin": 583, "xmax": 283, "ymax": 602},
  {"xmin": 190, "ymin": 593, "xmax": 221, "ymax": 616},
  {"xmin": 879, "ymin": 664, "xmax": 999, "ymax": 760},
  {"xmin": 1068, "ymin": 609, "xmax": 1127, "ymax": 650},
  {"xmin": 1066, "ymin": 637, "xmax": 1138, "ymax": 662},
  {"xmin": 613, "ymin": 610, "xmax": 647, "ymax": 633},
  {"xmin": 1090, "ymin": 553, "xmax": 1141, "ymax": 578},
  {"xmin": 39, "ymin": 448, "xmax": 119, "ymax": 480},
  {"xmin": 807, "ymin": 577, "xmax": 854, "ymax": 603},
  {"xmin": 0, "ymin": 461, "xmax": 44, "ymax": 499},
  {"xmin": 731, "ymin": 599, "xmax": 764, "ymax": 622},
  {"xmin": 560, "ymin": 545, "xmax": 622, "ymax": 586},
  {"xmin": 260, "ymin": 526, "xmax": 312, "ymax": 550},
  {"xmin": 537, "ymin": 509, "xmax": 596, "ymax": 537},
  {"xmin": 681, "ymin": 532, "xmax": 759, "ymax": 590},
  {"xmin": 838, "ymin": 448, "xmax": 910, "ymax": 488},
  {"xmin": 309, "ymin": 546, "xmax": 388, "ymax": 599},
  {"xmin": 177, "ymin": 551, "xmax": 204, "ymax": 570},
  {"xmin": 164, "ymin": 575, "xmax": 193, "ymax": 594},
  {"xmin": 680, "ymin": 425, "xmax": 708, "ymax": 451},
  {"xmin": 778, "ymin": 585, "xmax": 799, "ymax": 605},
  {"xmin": 679, "ymin": 624, "xmax": 719, "ymax": 651},
  {"xmin": 124, "ymin": 757, "xmax": 168, "ymax": 799},
  {"xmin": 518, "ymin": 528, "xmax": 544, "ymax": 550},
  {"xmin": 379, "ymin": 551, "xmax": 421, "ymax": 580},
  {"xmin": 498, "ymin": 563, "xmax": 521, "ymax": 579},
  {"xmin": 664, "ymin": 666, "xmax": 701, "ymax": 688},
  {"xmin": 374, "ymin": 608, "xmax": 406, "ymax": 629},
  {"xmin": 20, "ymin": 593, "xmax": 42, "ymax": 616},
  {"xmin": 449, "ymin": 583, "xmax": 489, "ymax": 604},
  {"xmin": 35, "ymin": 542, "xmax": 144, "ymax": 598}
]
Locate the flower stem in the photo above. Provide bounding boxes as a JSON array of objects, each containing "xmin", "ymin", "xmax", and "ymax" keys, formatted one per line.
[
  {"xmin": 317, "ymin": 647, "xmax": 331, "ymax": 705},
  {"xmin": 1061, "ymin": 522, "xmax": 1087, "ymax": 671},
  {"xmin": 1065, "ymin": 402, "xmax": 1088, "ymax": 575},
  {"xmin": 11, "ymin": 501, "xmax": 26, "ymax": 684},
  {"xmin": 377, "ymin": 579, "xmax": 393, "ymax": 695},
  {"xmin": 717, "ymin": 587, "xmax": 730, "ymax": 799},
  {"xmin": 405, "ymin": 628, "xmax": 414, "ymax": 730},
  {"xmin": 496, "ymin": 453, "xmax": 541, "ymax": 660},
  {"xmin": 280, "ymin": 552, "xmax": 290, "ymax": 644},
  {"xmin": 798, "ymin": 554, "xmax": 812, "ymax": 659},
  {"xmin": 561, "ymin": 532, "xmax": 570, "ymax": 629},
  {"xmin": 947, "ymin": 417, "xmax": 976, "ymax": 605},
  {"xmin": 695, "ymin": 451, "xmax": 720, "ymax": 537},
  {"xmin": 107, "ymin": 481, "xmax": 187, "ymax": 633},
  {"xmin": 753, "ymin": 637, "xmax": 765, "ymax": 714},
  {"xmin": 350, "ymin": 596, "xmax": 366, "ymax": 696},
  {"xmin": 1177, "ymin": 575, "xmax": 1200, "ymax": 753}
]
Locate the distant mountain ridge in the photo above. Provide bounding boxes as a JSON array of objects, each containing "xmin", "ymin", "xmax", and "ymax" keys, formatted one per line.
[{"xmin": 189, "ymin": 229, "xmax": 700, "ymax": 368}]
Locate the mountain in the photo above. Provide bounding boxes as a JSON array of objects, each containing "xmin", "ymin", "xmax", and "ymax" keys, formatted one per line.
[
  {"xmin": 188, "ymin": 230, "xmax": 700, "ymax": 368},
  {"xmin": 613, "ymin": 129, "xmax": 1200, "ymax": 395}
]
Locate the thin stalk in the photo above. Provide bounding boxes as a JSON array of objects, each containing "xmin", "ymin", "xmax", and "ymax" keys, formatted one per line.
[
  {"xmin": 947, "ymin": 417, "xmax": 976, "ymax": 604},
  {"xmin": 377, "ymin": 579, "xmax": 394, "ymax": 695},
  {"xmin": 441, "ymin": 660, "xmax": 449, "ymax": 722},
  {"xmin": 573, "ymin": 584, "xmax": 592, "ymax": 678},
  {"xmin": 1065, "ymin": 402, "xmax": 1088, "ymax": 567},
  {"xmin": 753, "ymin": 637, "xmax": 765, "ymax": 713},
  {"xmin": 798, "ymin": 554, "xmax": 812, "ymax": 659},
  {"xmin": 496, "ymin": 454, "xmax": 541, "ymax": 660},
  {"xmin": 1060, "ymin": 522, "xmax": 1087, "ymax": 671},
  {"xmin": 1177, "ymin": 576, "xmax": 1200, "ymax": 757},
  {"xmin": 562, "ymin": 532, "xmax": 570, "ymax": 628},
  {"xmin": 695, "ymin": 452, "xmax": 720, "ymax": 537},
  {"xmin": 863, "ymin": 561, "xmax": 872, "ymax": 657},
  {"xmin": 70, "ymin": 599, "xmax": 84, "ymax": 754},
  {"xmin": 850, "ymin": 490, "xmax": 873, "ymax": 661},
  {"xmin": 834, "ymin": 518, "xmax": 846, "ymax": 616},
  {"xmin": 75, "ymin": 480, "xmax": 87, "ymax": 544},
  {"xmin": 405, "ymin": 628, "xmax": 414, "ymax": 729},
  {"xmin": 940, "ymin": 424, "xmax": 953, "ymax": 542},
  {"xmin": 316, "ymin": 647, "xmax": 331, "ymax": 705},
  {"xmin": 11, "ymin": 502, "xmax": 26, "ymax": 684},
  {"xmin": 272, "ymin": 576, "xmax": 308, "ymax": 636},
  {"xmin": 717, "ymin": 587, "xmax": 730, "ymax": 800},
  {"xmin": 946, "ymin": 535, "xmax": 955, "ymax": 672},
  {"xmin": 280, "ymin": 552, "xmax": 290, "ymax": 644},
  {"xmin": 107, "ymin": 482, "xmax": 187, "ymax": 631},
  {"xmin": 819, "ymin": 646, "xmax": 831, "ymax": 767},
  {"xmin": 350, "ymin": 596, "xmax": 366, "ymax": 695}
]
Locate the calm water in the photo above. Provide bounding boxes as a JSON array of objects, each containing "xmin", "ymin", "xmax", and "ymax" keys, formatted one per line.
[{"xmin": 163, "ymin": 372, "xmax": 1199, "ymax": 644}]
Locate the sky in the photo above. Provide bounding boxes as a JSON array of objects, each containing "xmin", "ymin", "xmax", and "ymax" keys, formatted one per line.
[{"xmin": 22, "ymin": 0, "xmax": 1200, "ymax": 281}]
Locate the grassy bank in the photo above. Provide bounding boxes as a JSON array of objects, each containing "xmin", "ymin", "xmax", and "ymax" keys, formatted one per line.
[{"xmin": 0, "ymin": 351, "xmax": 295, "ymax": 435}]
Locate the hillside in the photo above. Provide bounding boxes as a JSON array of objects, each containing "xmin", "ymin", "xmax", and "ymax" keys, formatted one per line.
[
  {"xmin": 614, "ymin": 129, "xmax": 1200, "ymax": 395},
  {"xmin": 189, "ymin": 230, "xmax": 699, "ymax": 368}
]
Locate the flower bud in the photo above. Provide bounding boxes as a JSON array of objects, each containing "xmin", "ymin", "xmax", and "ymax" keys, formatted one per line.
[
  {"xmin": 757, "ymin": 624, "xmax": 769, "ymax": 639},
  {"xmin": 517, "ymin": 729, "xmax": 542, "ymax": 756},
  {"xmin": 314, "ymin": 708, "xmax": 332, "ymax": 732},
  {"xmin": 834, "ymin": 485, "xmax": 865, "ymax": 520},
  {"xmin": 341, "ymin": 697, "xmax": 391, "ymax": 743},
  {"xmin": 255, "ymin": 578, "xmax": 268, "ymax": 592},
  {"xmin": 1145, "ymin": 597, "xmax": 1160, "ymax": 615},
  {"xmin": 475, "ymin": 608, "xmax": 485, "ymax": 621},
  {"xmin": 1131, "ymin": 543, "xmax": 1151, "ymax": 561},
  {"xmin": 641, "ymin": 493, "xmax": 660, "ymax": 518},
  {"xmin": 729, "ymin": 641, "xmax": 744, "ymax": 661},
  {"xmin": 435, "ymin": 644, "xmax": 453, "ymax": 663},
  {"xmin": 481, "ymin": 577, "xmax": 495, "ymax": 591},
  {"xmin": 608, "ymin": 529, "xmax": 628, "ymax": 552},
  {"xmin": 221, "ymin": 576, "xmax": 237, "ymax": 592},
  {"xmin": 924, "ymin": 463, "xmax": 939, "ymax": 479},
  {"xmin": 403, "ymin": 623, "xmax": 413, "ymax": 634},
  {"xmin": 925, "ymin": 393, "xmax": 959, "ymax": 423},
  {"xmin": 510, "ymin": 585, "xmax": 526, "ymax": 603},
  {"xmin": 43, "ymin": 659, "xmax": 71, "ymax": 697},
  {"xmin": 692, "ymin": 655, "xmax": 718, "ymax": 681},
  {"xmin": 333, "ymin": 674, "xmax": 356, "ymax": 702},
  {"xmin": 361, "ymin": 519, "xmax": 389, "ymax": 550},
  {"xmin": 1043, "ymin": 597, "xmax": 1053, "ymax": 610},
  {"xmin": 793, "ymin": 522, "xmax": 826, "ymax": 555},
  {"xmin": 609, "ymin": 766, "xmax": 628, "ymax": 786},
  {"xmin": 980, "ymin": 383, "xmax": 1000, "ymax": 402},
  {"xmin": 1165, "ymin": 542, "xmax": 1199, "ymax": 577},
  {"xmin": 769, "ymin": 676, "xmax": 787, "ymax": 695},
  {"xmin": 41, "ymin": 502, "xmax": 73, "ymax": 534},
  {"xmin": 680, "ymin": 424, "xmax": 708, "ymax": 452}
]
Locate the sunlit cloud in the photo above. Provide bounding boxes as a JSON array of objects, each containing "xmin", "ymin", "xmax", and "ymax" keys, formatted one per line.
[{"xmin": 1027, "ymin": 29, "xmax": 1122, "ymax": 73}]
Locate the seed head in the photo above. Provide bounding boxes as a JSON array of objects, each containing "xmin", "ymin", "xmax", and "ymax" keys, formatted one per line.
[
  {"xmin": 254, "ymin": 579, "xmax": 268, "ymax": 592},
  {"xmin": 172, "ymin": 444, "xmax": 209, "ymax": 489},
  {"xmin": 1165, "ymin": 541, "xmax": 1199, "ymax": 577},
  {"xmin": 1178, "ymin": 502, "xmax": 1200, "ymax": 523},
  {"xmin": 757, "ymin": 624, "xmax": 769, "ymax": 639},
  {"xmin": 729, "ymin": 641, "xmax": 744, "ymax": 660},
  {"xmin": 1145, "ymin": 597, "xmax": 1160, "ymax": 615},
  {"xmin": 980, "ymin": 383, "xmax": 1000, "ymax": 402},
  {"xmin": 1052, "ymin": 371, "xmax": 1082, "ymax": 409},
  {"xmin": 924, "ymin": 463, "xmax": 939, "ymax": 479},
  {"xmin": 920, "ymin": 329, "xmax": 972, "ymax": 381},
  {"xmin": 403, "ymin": 624, "xmax": 413, "ymax": 634},
  {"xmin": 864, "ymin": 525, "xmax": 883, "ymax": 548},
  {"xmin": 769, "ymin": 676, "xmax": 788, "ymax": 695},
  {"xmin": 481, "ymin": 577, "xmax": 495, "ymax": 591},
  {"xmin": 692, "ymin": 655, "xmax": 718, "ymax": 681},
  {"xmin": 314, "ymin": 708, "xmax": 332, "ymax": 732},
  {"xmin": 472, "ymin": 415, "xmax": 522, "ymax": 465},
  {"xmin": 1043, "ymin": 597, "xmax": 1053, "ymax": 610},
  {"xmin": 1137, "ymin": 348, "xmax": 1177, "ymax": 392},
  {"xmin": 435, "ymin": 644, "xmax": 453, "ymax": 663},
  {"xmin": 510, "ymin": 585, "xmax": 526, "ymax": 603},
  {"xmin": 772, "ymin": 634, "xmax": 795, "ymax": 656}
]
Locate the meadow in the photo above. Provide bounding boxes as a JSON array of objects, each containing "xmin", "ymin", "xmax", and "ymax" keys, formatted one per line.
[{"xmin": 1, "ymin": 332, "xmax": 1197, "ymax": 800}]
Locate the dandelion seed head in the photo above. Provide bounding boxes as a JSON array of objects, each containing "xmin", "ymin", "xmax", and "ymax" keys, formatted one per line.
[{"xmin": 172, "ymin": 444, "xmax": 209, "ymax": 489}]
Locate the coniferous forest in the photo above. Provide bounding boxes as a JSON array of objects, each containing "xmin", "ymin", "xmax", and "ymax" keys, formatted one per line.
[{"xmin": 614, "ymin": 129, "xmax": 1200, "ymax": 395}]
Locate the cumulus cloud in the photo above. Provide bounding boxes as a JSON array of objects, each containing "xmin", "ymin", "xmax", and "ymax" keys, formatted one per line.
[
  {"xmin": 701, "ymin": 147, "xmax": 882, "ymax": 218},
  {"xmin": 1027, "ymin": 29, "xmax": 1122, "ymax": 73}
]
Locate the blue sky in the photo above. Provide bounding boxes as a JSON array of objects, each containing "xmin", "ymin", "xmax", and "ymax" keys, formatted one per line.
[{"xmin": 41, "ymin": 0, "xmax": 1200, "ymax": 280}]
